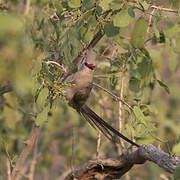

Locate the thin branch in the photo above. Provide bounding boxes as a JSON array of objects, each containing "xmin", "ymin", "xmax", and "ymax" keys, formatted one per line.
[
  {"xmin": 27, "ymin": 127, "xmax": 41, "ymax": 180},
  {"xmin": 7, "ymin": 158, "xmax": 11, "ymax": 180},
  {"xmin": 93, "ymin": 82, "xmax": 133, "ymax": 111},
  {"xmin": 118, "ymin": 75, "xmax": 125, "ymax": 152},
  {"xmin": 46, "ymin": 61, "xmax": 67, "ymax": 72},
  {"xmin": 151, "ymin": 5, "xmax": 178, "ymax": 13},
  {"xmin": 147, "ymin": 8, "xmax": 156, "ymax": 35},
  {"xmin": 159, "ymin": 174, "xmax": 169, "ymax": 180},
  {"xmin": 16, "ymin": 159, "xmax": 31, "ymax": 180},
  {"xmin": 94, "ymin": 74, "xmax": 120, "ymax": 78},
  {"xmin": 11, "ymin": 124, "xmax": 40, "ymax": 180},
  {"xmin": 64, "ymin": 144, "xmax": 180, "ymax": 180},
  {"xmin": 96, "ymin": 131, "xmax": 102, "ymax": 158},
  {"xmin": 24, "ymin": 0, "xmax": 30, "ymax": 16}
]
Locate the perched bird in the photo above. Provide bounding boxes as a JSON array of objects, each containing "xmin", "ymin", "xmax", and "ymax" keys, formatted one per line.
[{"xmin": 64, "ymin": 50, "xmax": 139, "ymax": 147}]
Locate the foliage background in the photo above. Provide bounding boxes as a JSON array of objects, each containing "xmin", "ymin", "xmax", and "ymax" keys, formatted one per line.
[{"xmin": 0, "ymin": 0, "xmax": 180, "ymax": 179}]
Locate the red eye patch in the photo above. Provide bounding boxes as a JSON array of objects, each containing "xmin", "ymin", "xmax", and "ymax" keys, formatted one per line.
[{"xmin": 85, "ymin": 62, "xmax": 95, "ymax": 70}]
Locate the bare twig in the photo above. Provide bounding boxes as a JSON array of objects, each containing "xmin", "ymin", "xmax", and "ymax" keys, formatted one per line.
[
  {"xmin": 7, "ymin": 158, "xmax": 11, "ymax": 180},
  {"xmin": 16, "ymin": 159, "xmax": 31, "ymax": 180},
  {"xmin": 94, "ymin": 74, "xmax": 120, "ymax": 78},
  {"xmin": 93, "ymin": 82, "xmax": 133, "ymax": 111},
  {"xmin": 64, "ymin": 144, "xmax": 180, "ymax": 180},
  {"xmin": 46, "ymin": 61, "xmax": 67, "ymax": 72},
  {"xmin": 11, "ymin": 124, "xmax": 40, "ymax": 180},
  {"xmin": 24, "ymin": 0, "xmax": 30, "ymax": 16},
  {"xmin": 27, "ymin": 127, "xmax": 41, "ymax": 180},
  {"xmin": 147, "ymin": 8, "xmax": 156, "ymax": 35},
  {"xmin": 118, "ymin": 75, "xmax": 125, "ymax": 152},
  {"xmin": 96, "ymin": 131, "xmax": 102, "ymax": 158},
  {"xmin": 159, "ymin": 174, "xmax": 169, "ymax": 180},
  {"xmin": 151, "ymin": 5, "xmax": 178, "ymax": 13}
]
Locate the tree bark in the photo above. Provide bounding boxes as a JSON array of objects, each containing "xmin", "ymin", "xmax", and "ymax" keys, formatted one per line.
[{"xmin": 64, "ymin": 145, "xmax": 180, "ymax": 180}]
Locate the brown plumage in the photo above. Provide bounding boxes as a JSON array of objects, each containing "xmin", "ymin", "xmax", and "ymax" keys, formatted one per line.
[{"xmin": 64, "ymin": 50, "xmax": 139, "ymax": 147}]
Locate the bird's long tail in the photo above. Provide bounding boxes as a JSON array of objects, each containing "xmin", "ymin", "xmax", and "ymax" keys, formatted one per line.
[{"xmin": 80, "ymin": 104, "xmax": 139, "ymax": 147}]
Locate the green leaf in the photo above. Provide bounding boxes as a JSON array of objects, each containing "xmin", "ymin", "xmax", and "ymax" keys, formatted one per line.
[
  {"xmin": 174, "ymin": 165, "xmax": 180, "ymax": 180},
  {"xmin": 113, "ymin": 8, "xmax": 134, "ymax": 27},
  {"xmin": 137, "ymin": 57, "xmax": 153, "ymax": 79},
  {"xmin": 84, "ymin": 24, "xmax": 94, "ymax": 43},
  {"xmin": 104, "ymin": 21, "xmax": 119, "ymax": 37},
  {"xmin": 99, "ymin": 0, "xmax": 113, "ymax": 10},
  {"xmin": 68, "ymin": 0, "xmax": 81, "ymax": 8},
  {"xmin": 31, "ymin": 58, "xmax": 42, "ymax": 76},
  {"xmin": 146, "ymin": 105, "xmax": 157, "ymax": 115},
  {"xmin": 82, "ymin": 0, "xmax": 94, "ymax": 10},
  {"xmin": 133, "ymin": 106, "xmax": 147, "ymax": 125},
  {"xmin": 130, "ymin": 17, "xmax": 148, "ymax": 49},
  {"xmin": 135, "ymin": 123, "xmax": 146, "ymax": 137},
  {"xmin": 129, "ymin": 77, "xmax": 141, "ymax": 92},
  {"xmin": 35, "ymin": 104, "xmax": 50, "ymax": 126},
  {"xmin": 157, "ymin": 80, "xmax": 170, "ymax": 94},
  {"xmin": 36, "ymin": 87, "xmax": 49, "ymax": 112},
  {"xmin": 128, "ymin": 6, "xmax": 135, "ymax": 18},
  {"xmin": 115, "ymin": 37, "xmax": 129, "ymax": 50},
  {"xmin": 79, "ymin": 26, "xmax": 87, "ymax": 38}
]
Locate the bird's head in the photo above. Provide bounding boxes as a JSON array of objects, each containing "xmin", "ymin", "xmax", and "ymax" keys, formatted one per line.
[
  {"xmin": 78, "ymin": 50, "xmax": 96, "ymax": 71},
  {"xmin": 84, "ymin": 50, "xmax": 96, "ymax": 70}
]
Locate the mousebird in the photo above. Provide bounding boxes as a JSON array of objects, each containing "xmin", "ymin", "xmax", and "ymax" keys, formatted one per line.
[{"xmin": 63, "ymin": 50, "xmax": 139, "ymax": 147}]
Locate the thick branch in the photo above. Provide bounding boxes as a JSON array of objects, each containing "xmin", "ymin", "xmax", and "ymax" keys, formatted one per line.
[
  {"xmin": 139, "ymin": 144, "xmax": 180, "ymax": 173},
  {"xmin": 11, "ymin": 124, "xmax": 40, "ymax": 180},
  {"xmin": 64, "ymin": 145, "xmax": 180, "ymax": 180}
]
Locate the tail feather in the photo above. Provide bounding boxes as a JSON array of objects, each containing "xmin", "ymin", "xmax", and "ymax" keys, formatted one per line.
[
  {"xmin": 80, "ymin": 105, "xmax": 139, "ymax": 147},
  {"xmin": 81, "ymin": 111, "xmax": 114, "ymax": 141}
]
